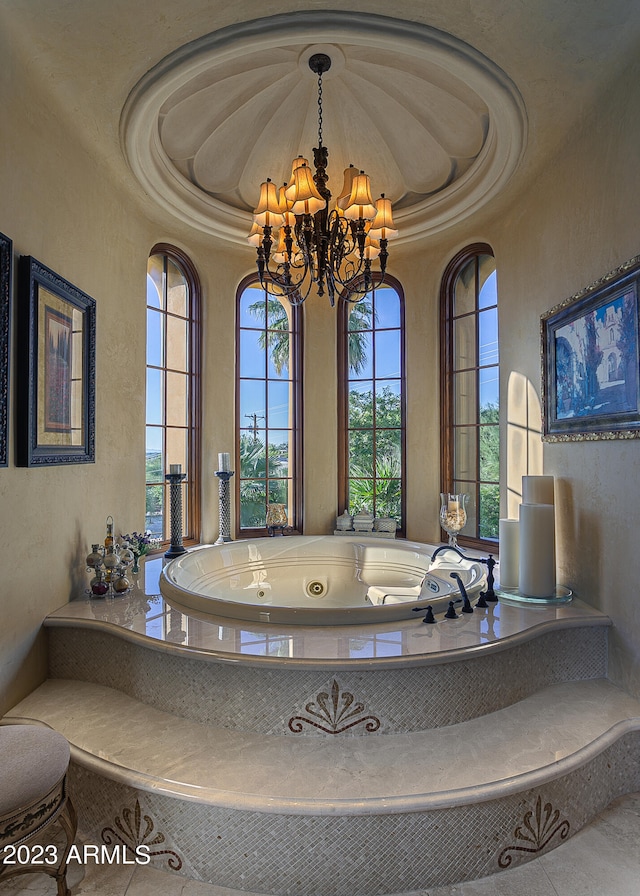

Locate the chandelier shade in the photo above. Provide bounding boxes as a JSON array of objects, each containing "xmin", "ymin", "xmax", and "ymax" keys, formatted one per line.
[{"xmin": 249, "ymin": 52, "xmax": 398, "ymax": 305}]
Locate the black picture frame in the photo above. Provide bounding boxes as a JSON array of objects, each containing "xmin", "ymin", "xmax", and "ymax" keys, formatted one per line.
[
  {"xmin": 16, "ymin": 256, "xmax": 96, "ymax": 466},
  {"xmin": 542, "ymin": 254, "xmax": 640, "ymax": 441},
  {"xmin": 0, "ymin": 232, "xmax": 11, "ymax": 467}
]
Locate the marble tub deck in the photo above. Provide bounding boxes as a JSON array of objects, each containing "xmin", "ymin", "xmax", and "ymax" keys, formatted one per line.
[{"xmin": 5, "ymin": 554, "xmax": 640, "ymax": 894}]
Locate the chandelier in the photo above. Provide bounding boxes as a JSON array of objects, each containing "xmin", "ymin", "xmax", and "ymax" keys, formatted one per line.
[{"xmin": 248, "ymin": 53, "xmax": 398, "ymax": 306}]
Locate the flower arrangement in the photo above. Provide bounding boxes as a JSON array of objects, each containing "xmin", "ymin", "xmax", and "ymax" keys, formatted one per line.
[{"xmin": 120, "ymin": 531, "xmax": 160, "ymax": 557}]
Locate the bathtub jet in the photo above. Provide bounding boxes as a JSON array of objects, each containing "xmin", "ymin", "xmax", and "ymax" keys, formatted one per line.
[{"xmin": 160, "ymin": 536, "xmax": 487, "ymax": 625}]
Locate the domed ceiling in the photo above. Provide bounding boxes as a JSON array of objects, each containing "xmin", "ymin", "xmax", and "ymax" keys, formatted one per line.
[{"xmin": 121, "ymin": 11, "xmax": 527, "ymax": 245}]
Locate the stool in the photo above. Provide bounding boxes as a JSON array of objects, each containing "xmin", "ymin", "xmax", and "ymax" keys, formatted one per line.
[{"xmin": 0, "ymin": 724, "xmax": 77, "ymax": 896}]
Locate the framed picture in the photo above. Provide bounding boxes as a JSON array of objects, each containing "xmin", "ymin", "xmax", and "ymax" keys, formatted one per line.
[
  {"xmin": 542, "ymin": 254, "xmax": 640, "ymax": 441},
  {"xmin": 0, "ymin": 232, "xmax": 11, "ymax": 467},
  {"xmin": 16, "ymin": 256, "xmax": 96, "ymax": 465}
]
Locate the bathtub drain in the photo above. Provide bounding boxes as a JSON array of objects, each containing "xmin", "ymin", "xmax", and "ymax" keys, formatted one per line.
[{"xmin": 306, "ymin": 580, "xmax": 326, "ymax": 598}]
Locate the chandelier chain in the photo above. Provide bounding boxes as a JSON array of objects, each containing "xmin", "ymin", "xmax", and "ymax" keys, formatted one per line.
[{"xmin": 317, "ymin": 70, "xmax": 324, "ymax": 147}]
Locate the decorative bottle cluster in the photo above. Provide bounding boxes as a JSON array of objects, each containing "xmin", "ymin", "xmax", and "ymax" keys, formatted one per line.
[{"xmin": 85, "ymin": 516, "xmax": 133, "ymax": 598}]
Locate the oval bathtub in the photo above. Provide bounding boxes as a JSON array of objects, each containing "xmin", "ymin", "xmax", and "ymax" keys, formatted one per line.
[{"xmin": 160, "ymin": 536, "xmax": 487, "ymax": 625}]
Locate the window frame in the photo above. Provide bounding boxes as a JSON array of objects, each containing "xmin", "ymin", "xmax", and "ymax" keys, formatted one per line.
[
  {"xmin": 146, "ymin": 243, "xmax": 201, "ymax": 548},
  {"xmin": 337, "ymin": 275, "xmax": 406, "ymax": 536},
  {"xmin": 440, "ymin": 243, "xmax": 499, "ymax": 550},
  {"xmin": 235, "ymin": 274, "xmax": 303, "ymax": 538}
]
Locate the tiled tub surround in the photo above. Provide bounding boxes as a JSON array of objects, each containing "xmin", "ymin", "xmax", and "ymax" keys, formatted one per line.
[{"xmin": 5, "ymin": 556, "xmax": 640, "ymax": 894}]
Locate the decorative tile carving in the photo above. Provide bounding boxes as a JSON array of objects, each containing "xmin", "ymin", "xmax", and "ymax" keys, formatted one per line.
[
  {"xmin": 498, "ymin": 795, "xmax": 570, "ymax": 867},
  {"xmin": 101, "ymin": 799, "xmax": 183, "ymax": 870},
  {"xmin": 288, "ymin": 679, "xmax": 381, "ymax": 734}
]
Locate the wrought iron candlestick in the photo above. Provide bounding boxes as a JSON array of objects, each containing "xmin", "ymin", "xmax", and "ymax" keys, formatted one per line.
[
  {"xmin": 165, "ymin": 469, "xmax": 187, "ymax": 559},
  {"xmin": 214, "ymin": 469, "xmax": 235, "ymax": 544}
]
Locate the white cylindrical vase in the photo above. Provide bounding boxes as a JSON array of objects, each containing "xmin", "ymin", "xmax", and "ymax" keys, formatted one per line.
[
  {"xmin": 518, "ymin": 503, "xmax": 556, "ymax": 597},
  {"xmin": 522, "ymin": 475, "xmax": 555, "ymax": 506},
  {"xmin": 498, "ymin": 519, "xmax": 520, "ymax": 589}
]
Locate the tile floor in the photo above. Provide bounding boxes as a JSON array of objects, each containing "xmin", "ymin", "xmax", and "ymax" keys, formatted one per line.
[{"xmin": 1, "ymin": 791, "xmax": 639, "ymax": 896}]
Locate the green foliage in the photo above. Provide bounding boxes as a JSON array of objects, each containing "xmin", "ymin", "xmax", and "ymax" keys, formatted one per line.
[
  {"xmin": 478, "ymin": 402, "xmax": 500, "ymax": 538},
  {"xmin": 347, "ymin": 386, "xmax": 402, "ymax": 519}
]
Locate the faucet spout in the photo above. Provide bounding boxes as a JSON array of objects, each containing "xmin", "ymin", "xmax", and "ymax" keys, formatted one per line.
[{"xmin": 430, "ymin": 544, "xmax": 466, "ymax": 563}]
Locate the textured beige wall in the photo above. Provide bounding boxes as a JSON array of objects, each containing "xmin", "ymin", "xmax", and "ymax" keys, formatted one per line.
[
  {"xmin": 490, "ymin": 54, "xmax": 640, "ymax": 698},
  {"xmin": 1, "ymin": 23, "xmax": 639, "ymax": 716}
]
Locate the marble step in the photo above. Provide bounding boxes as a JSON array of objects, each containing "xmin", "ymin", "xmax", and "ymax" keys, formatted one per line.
[
  {"xmin": 7, "ymin": 676, "xmax": 640, "ymax": 812},
  {"xmin": 6, "ymin": 677, "xmax": 640, "ymax": 895}
]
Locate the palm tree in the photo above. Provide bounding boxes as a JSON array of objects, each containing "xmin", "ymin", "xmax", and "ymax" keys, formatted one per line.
[{"xmin": 248, "ymin": 294, "xmax": 376, "ymax": 375}]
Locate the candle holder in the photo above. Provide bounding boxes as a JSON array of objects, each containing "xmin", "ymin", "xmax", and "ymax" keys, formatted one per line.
[
  {"xmin": 266, "ymin": 503, "xmax": 288, "ymax": 536},
  {"xmin": 165, "ymin": 470, "xmax": 187, "ymax": 559},
  {"xmin": 439, "ymin": 493, "xmax": 468, "ymax": 548},
  {"xmin": 214, "ymin": 469, "xmax": 235, "ymax": 544}
]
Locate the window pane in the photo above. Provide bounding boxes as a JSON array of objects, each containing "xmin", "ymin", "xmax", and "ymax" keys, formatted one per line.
[
  {"xmin": 479, "ymin": 367, "xmax": 499, "ymax": 411},
  {"xmin": 145, "ymin": 436, "xmax": 163, "ymax": 482},
  {"xmin": 268, "ymin": 433, "xmax": 290, "ymax": 476},
  {"xmin": 267, "ymin": 296, "xmax": 290, "ymax": 330},
  {"xmin": 268, "ymin": 380, "xmax": 290, "ymax": 428},
  {"xmin": 240, "ymin": 431, "xmax": 267, "ymax": 478},
  {"xmin": 478, "ymin": 258, "xmax": 497, "ymax": 309},
  {"xmin": 240, "ymin": 481, "xmax": 267, "ymax": 528},
  {"xmin": 348, "ymin": 330, "xmax": 373, "ymax": 378},
  {"xmin": 454, "ymin": 481, "xmax": 477, "ymax": 537},
  {"xmin": 166, "ymin": 316, "xmax": 187, "ymax": 371},
  {"xmin": 146, "ymin": 368, "xmax": 163, "ymax": 425},
  {"xmin": 239, "ymin": 287, "xmax": 266, "ymax": 327},
  {"xmin": 479, "ymin": 307, "xmax": 499, "ymax": 367},
  {"xmin": 373, "ymin": 288, "xmax": 400, "ymax": 328},
  {"xmin": 454, "ymin": 315, "xmax": 476, "ymax": 370},
  {"xmin": 145, "ymin": 484, "xmax": 164, "ymax": 538},
  {"xmin": 349, "ymin": 478, "xmax": 374, "ymax": 514},
  {"xmin": 166, "ymin": 260, "xmax": 187, "ymax": 316},
  {"xmin": 347, "ymin": 300, "xmax": 373, "ymax": 331},
  {"xmin": 375, "ymin": 429, "xmax": 401, "ymax": 476},
  {"xmin": 479, "ymin": 483, "xmax": 500, "ymax": 539},
  {"xmin": 240, "ymin": 330, "xmax": 265, "ymax": 377},
  {"xmin": 455, "ymin": 259, "xmax": 476, "ymax": 316},
  {"xmin": 166, "ymin": 371, "xmax": 188, "ymax": 426},
  {"xmin": 375, "ymin": 330, "xmax": 401, "ymax": 378},
  {"xmin": 375, "ymin": 479, "xmax": 401, "ymax": 519},
  {"xmin": 267, "ymin": 330, "xmax": 290, "ymax": 379},
  {"xmin": 147, "ymin": 308, "xmax": 163, "ymax": 366},
  {"xmin": 240, "ymin": 380, "xmax": 266, "ymax": 428},
  {"xmin": 166, "ymin": 427, "xmax": 187, "ymax": 474},
  {"xmin": 454, "ymin": 370, "xmax": 477, "ymax": 425},
  {"xmin": 375, "ymin": 382, "xmax": 401, "ymax": 427},
  {"xmin": 268, "ymin": 479, "xmax": 288, "ymax": 505},
  {"xmin": 349, "ymin": 428, "xmax": 373, "ymax": 478},
  {"xmin": 147, "ymin": 261, "xmax": 164, "ymax": 309},
  {"xmin": 454, "ymin": 426, "xmax": 477, "ymax": 481},
  {"xmin": 480, "ymin": 424, "xmax": 500, "ymax": 482},
  {"xmin": 349, "ymin": 382, "xmax": 374, "ymax": 429}
]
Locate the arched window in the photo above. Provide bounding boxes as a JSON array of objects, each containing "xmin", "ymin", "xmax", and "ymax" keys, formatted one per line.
[
  {"xmin": 440, "ymin": 245, "xmax": 499, "ymax": 546},
  {"xmin": 236, "ymin": 276, "xmax": 302, "ymax": 535},
  {"xmin": 146, "ymin": 245, "xmax": 201, "ymax": 545},
  {"xmin": 338, "ymin": 277, "xmax": 406, "ymax": 533}
]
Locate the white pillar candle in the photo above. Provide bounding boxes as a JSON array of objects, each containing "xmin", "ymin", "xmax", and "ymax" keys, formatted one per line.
[
  {"xmin": 498, "ymin": 519, "xmax": 520, "ymax": 589},
  {"xmin": 169, "ymin": 463, "xmax": 181, "ymax": 474},
  {"xmin": 522, "ymin": 475, "xmax": 555, "ymax": 505},
  {"xmin": 218, "ymin": 452, "xmax": 230, "ymax": 472},
  {"xmin": 518, "ymin": 503, "xmax": 556, "ymax": 597}
]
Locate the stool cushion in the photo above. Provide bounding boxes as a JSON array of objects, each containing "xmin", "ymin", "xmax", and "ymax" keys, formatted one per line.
[{"xmin": 0, "ymin": 725, "xmax": 70, "ymax": 817}]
